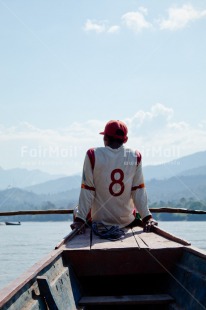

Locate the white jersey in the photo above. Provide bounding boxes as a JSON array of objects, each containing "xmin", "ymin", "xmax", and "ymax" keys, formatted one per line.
[{"xmin": 76, "ymin": 145, "xmax": 151, "ymax": 227}]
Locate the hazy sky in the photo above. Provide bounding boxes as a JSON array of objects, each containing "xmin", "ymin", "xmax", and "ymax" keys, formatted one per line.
[{"xmin": 0, "ymin": 0, "xmax": 206, "ymax": 175}]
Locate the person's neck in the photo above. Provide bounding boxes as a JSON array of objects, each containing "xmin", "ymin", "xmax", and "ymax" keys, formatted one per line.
[{"xmin": 107, "ymin": 142, "xmax": 123, "ymax": 149}]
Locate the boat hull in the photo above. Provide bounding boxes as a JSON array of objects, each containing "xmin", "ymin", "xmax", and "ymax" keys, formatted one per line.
[{"xmin": 5, "ymin": 222, "xmax": 21, "ymax": 225}]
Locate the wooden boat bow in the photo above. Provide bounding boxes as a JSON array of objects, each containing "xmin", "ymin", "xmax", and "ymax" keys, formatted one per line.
[{"xmin": 0, "ymin": 225, "xmax": 206, "ymax": 310}]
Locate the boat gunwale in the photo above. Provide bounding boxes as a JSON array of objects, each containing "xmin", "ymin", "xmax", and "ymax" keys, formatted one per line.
[
  {"xmin": 184, "ymin": 245, "xmax": 206, "ymax": 259},
  {"xmin": 0, "ymin": 247, "xmax": 63, "ymax": 308}
]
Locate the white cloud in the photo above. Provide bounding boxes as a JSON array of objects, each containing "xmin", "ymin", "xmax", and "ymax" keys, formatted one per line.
[
  {"xmin": 108, "ymin": 25, "xmax": 120, "ymax": 33},
  {"xmin": 138, "ymin": 7, "xmax": 148, "ymax": 15},
  {"xmin": 167, "ymin": 121, "xmax": 189, "ymax": 130},
  {"xmin": 83, "ymin": 19, "xmax": 106, "ymax": 33},
  {"xmin": 0, "ymin": 121, "xmax": 104, "ymax": 175},
  {"xmin": 124, "ymin": 104, "xmax": 206, "ymax": 165},
  {"xmin": 83, "ymin": 19, "xmax": 119, "ymax": 34},
  {"xmin": 121, "ymin": 7, "xmax": 152, "ymax": 33},
  {"xmin": 83, "ymin": 5, "xmax": 206, "ymax": 36},
  {"xmin": 125, "ymin": 103, "xmax": 173, "ymax": 133},
  {"xmin": 151, "ymin": 103, "xmax": 173, "ymax": 120},
  {"xmin": 159, "ymin": 4, "xmax": 206, "ymax": 31},
  {"xmin": 198, "ymin": 120, "xmax": 206, "ymax": 129}
]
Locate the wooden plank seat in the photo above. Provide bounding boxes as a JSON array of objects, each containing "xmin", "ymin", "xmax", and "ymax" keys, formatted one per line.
[
  {"xmin": 63, "ymin": 226, "xmax": 187, "ymax": 252},
  {"xmin": 79, "ymin": 294, "xmax": 174, "ymax": 306}
]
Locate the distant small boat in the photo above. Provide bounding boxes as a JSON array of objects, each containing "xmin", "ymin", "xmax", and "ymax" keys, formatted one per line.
[{"xmin": 5, "ymin": 222, "xmax": 21, "ymax": 226}]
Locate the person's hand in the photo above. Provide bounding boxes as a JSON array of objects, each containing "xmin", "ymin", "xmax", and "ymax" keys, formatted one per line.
[
  {"xmin": 143, "ymin": 218, "xmax": 158, "ymax": 232},
  {"xmin": 70, "ymin": 219, "xmax": 86, "ymax": 234}
]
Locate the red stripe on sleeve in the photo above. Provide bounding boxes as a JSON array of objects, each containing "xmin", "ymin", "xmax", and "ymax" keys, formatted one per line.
[
  {"xmin": 131, "ymin": 183, "xmax": 145, "ymax": 191},
  {"xmin": 135, "ymin": 150, "xmax": 142, "ymax": 166},
  {"xmin": 87, "ymin": 148, "xmax": 95, "ymax": 171},
  {"xmin": 81, "ymin": 184, "xmax": 96, "ymax": 191}
]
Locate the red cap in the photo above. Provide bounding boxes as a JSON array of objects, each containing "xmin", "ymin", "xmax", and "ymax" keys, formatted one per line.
[{"xmin": 100, "ymin": 120, "xmax": 128, "ymax": 143}]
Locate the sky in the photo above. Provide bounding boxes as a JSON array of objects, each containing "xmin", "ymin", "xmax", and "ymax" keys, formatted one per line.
[{"xmin": 0, "ymin": 0, "xmax": 206, "ymax": 175}]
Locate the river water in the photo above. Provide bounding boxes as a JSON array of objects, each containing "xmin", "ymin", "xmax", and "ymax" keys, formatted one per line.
[{"xmin": 0, "ymin": 221, "xmax": 206, "ymax": 290}]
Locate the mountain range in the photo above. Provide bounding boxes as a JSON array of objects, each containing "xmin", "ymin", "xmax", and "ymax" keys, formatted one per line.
[
  {"xmin": 0, "ymin": 167, "xmax": 64, "ymax": 189},
  {"xmin": 143, "ymin": 150, "xmax": 206, "ymax": 180},
  {"xmin": 0, "ymin": 150, "xmax": 206, "ymax": 213}
]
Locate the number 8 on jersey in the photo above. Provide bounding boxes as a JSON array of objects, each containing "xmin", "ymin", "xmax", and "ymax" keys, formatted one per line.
[{"xmin": 109, "ymin": 169, "xmax": 125, "ymax": 196}]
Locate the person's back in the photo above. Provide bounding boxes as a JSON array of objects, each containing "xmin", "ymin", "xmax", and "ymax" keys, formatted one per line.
[
  {"xmin": 82, "ymin": 145, "xmax": 146, "ymax": 227},
  {"xmin": 71, "ymin": 120, "xmax": 157, "ymax": 233}
]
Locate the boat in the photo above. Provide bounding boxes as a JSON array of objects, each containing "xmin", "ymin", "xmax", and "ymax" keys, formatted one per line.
[
  {"xmin": 5, "ymin": 222, "xmax": 21, "ymax": 225},
  {"xmin": 0, "ymin": 225, "xmax": 206, "ymax": 310}
]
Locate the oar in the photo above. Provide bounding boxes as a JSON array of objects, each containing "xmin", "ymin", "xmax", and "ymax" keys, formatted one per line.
[
  {"xmin": 0, "ymin": 208, "xmax": 206, "ymax": 217},
  {"xmin": 150, "ymin": 207, "xmax": 206, "ymax": 214},
  {"xmin": 153, "ymin": 226, "xmax": 191, "ymax": 246},
  {"xmin": 0, "ymin": 209, "xmax": 74, "ymax": 216},
  {"xmin": 54, "ymin": 228, "xmax": 78, "ymax": 249}
]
